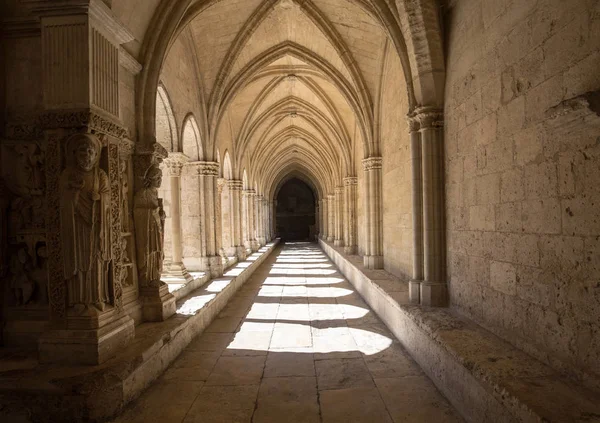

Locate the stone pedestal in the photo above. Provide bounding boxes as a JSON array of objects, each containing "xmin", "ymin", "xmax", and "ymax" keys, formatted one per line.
[
  {"xmin": 139, "ymin": 283, "xmax": 176, "ymax": 322},
  {"xmin": 39, "ymin": 311, "xmax": 134, "ymax": 365}
]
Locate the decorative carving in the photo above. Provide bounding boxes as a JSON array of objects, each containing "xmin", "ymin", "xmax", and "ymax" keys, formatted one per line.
[
  {"xmin": 163, "ymin": 152, "xmax": 188, "ymax": 177},
  {"xmin": 406, "ymin": 111, "xmax": 420, "ymax": 133},
  {"xmin": 45, "ymin": 132, "xmax": 67, "ymax": 319},
  {"xmin": 343, "ymin": 176, "xmax": 358, "ymax": 186},
  {"xmin": 134, "ymin": 163, "xmax": 166, "ymax": 288},
  {"xmin": 40, "ymin": 109, "xmax": 128, "ymax": 138},
  {"xmin": 227, "ymin": 180, "xmax": 244, "ymax": 191},
  {"xmin": 108, "ymin": 142, "xmax": 123, "ymax": 311},
  {"xmin": 413, "ymin": 107, "xmax": 444, "ymax": 129},
  {"xmin": 362, "ymin": 157, "xmax": 383, "ymax": 171},
  {"xmin": 59, "ymin": 133, "xmax": 111, "ymax": 315},
  {"xmin": 192, "ymin": 161, "xmax": 220, "ymax": 176}
]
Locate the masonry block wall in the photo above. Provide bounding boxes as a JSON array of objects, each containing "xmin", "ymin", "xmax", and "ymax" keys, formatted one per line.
[{"xmin": 445, "ymin": 0, "xmax": 600, "ymax": 388}]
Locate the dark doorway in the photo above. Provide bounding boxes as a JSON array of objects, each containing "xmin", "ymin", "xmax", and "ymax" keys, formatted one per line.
[{"xmin": 276, "ymin": 178, "xmax": 316, "ymax": 241}]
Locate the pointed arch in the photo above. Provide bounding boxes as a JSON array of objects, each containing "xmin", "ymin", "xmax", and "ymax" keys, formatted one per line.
[
  {"xmin": 222, "ymin": 151, "xmax": 233, "ymax": 180},
  {"xmin": 181, "ymin": 113, "xmax": 203, "ymax": 159},
  {"xmin": 156, "ymin": 83, "xmax": 178, "ymax": 152}
]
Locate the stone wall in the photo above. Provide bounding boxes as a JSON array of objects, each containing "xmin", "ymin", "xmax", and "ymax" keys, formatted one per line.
[
  {"xmin": 381, "ymin": 45, "xmax": 412, "ymax": 280},
  {"xmin": 445, "ymin": 0, "xmax": 600, "ymax": 388}
]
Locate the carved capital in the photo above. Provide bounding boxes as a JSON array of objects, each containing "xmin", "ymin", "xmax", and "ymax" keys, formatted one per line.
[
  {"xmin": 163, "ymin": 152, "xmax": 188, "ymax": 177},
  {"xmin": 406, "ymin": 112, "xmax": 420, "ymax": 132},
  {"xmin": 362, "ymin": 157, "xmax": 382, "ymax": 171},
  {"xmin": 413, "ymin": 107, "xmax": 444, "ymax": 130},
  {"xmin": 119, "ymin": 136, "xmax": 135, "ymax": 158},
  {"xmin": 335, "ymin": 186, "xmax": 344, "ymax": 194},
  {"xmin": 343, "ymin": 176, "xmax": 358, "ymax": 186},
  {"xmin": 227, "ymin": 179, "xmax": 244, "ymax": 191},
  {"xmin": 188, "ymin": 161, "xmax": 220, "ymax": 176},
  {"xmin": 243, "ymin": 189, "xmax": 256, "ymax": 197}
]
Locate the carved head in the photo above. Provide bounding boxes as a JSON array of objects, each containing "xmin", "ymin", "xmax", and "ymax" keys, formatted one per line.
[
  {"xmin": 144, "ymin": 164, "xmax": 163, "ymax": 189},
  {"xmin": 66, "ymin": 134, "xmax": 101, "ymax": 172}
]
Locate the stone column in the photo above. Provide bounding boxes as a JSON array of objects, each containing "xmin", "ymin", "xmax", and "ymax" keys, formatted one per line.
[
  {"xmin": 327, "ymin": 194, "xmax": 335, "ymax": 242},
  {"xmin": 243, "ymin": 189, "xmax": 259, "ymax": 251},
  {"xmin": 416, "ymin": 107, "xmax": 446, "ymax": 306},
  {"xmin": 321, "ymin": 198, "xmax": 328, "ymax": 240},
  {"xmin": 228, "ymin": 180, "xmax": 246, "ymax": 260},
  {"xmin": 334, "ymin": 186, "xmax": 344, "ymax": 247},
  {"xmin": 362, "ymin": 157, "xmax": 384, "ymax": 269},
  {"xmin": 33, "ymin": 0, "xmax": 136, "ymax": 364},
  {"xmin": 163, "ymin": 153, "xmax": 192, "ymax": 282},
  {"xmin": 256, "ymin": 195, "xmax": 266, "ymax": 246},
  {"xmin": 194, "ymin": 161, "xmax": 223, "ymax": 278},
  {"xmin": 408, "ymin": 114, "xmax": 424, "ymax": 304},
  {"xmin": 271, "ymin": 200, "xmax": 277, "ymax": 240},
  {"xmin": 343, "ymin": 177, "xmax": 358, "ymax": 254},
  {"xmin": 216, "ymin": 177, "xmax": 226, "ymax": 262}
]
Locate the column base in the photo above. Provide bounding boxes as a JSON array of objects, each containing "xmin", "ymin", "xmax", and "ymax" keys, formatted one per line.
[
  {"xmin": 200, "ymin": 256, "xmax": 224, "ymax": 278},
  {"xmin": 140, "ymin": 282, "xmax": 177, "ymax": 322},
  {"xmin": 235, "ymin": 245, "xmax": 247, "ymax": 261},
  {"xmin": 409, "ymin": 280, "xmax": 422, "ymax": 304},
  {"xmin": 334, "ymin": 239, "xmax": 344, "ymax": 247},
  {"xmin": 257, "ymin": 236, "xmax": 266, "ymax": 246},
  {"xmin": 327, "ymin": 236, "xmax": 335, "ymax": 242},
  {"xmin": 420, "ymin": 282, "xmax": 448, "ymax": 307},
  {"xmin": 164, "ymin": 262, "xmax": 193, "ymax": 282},
  {"xmin": 363, "ymin": 255, "xmax": 384, "ymax": 269},
  {"xmin": 343, "ymin": 245, "xmax": 356, "ymax": 255},
  {"xmin": 38, "ymin": 310, "xmax": 134, "ymax": 365}
]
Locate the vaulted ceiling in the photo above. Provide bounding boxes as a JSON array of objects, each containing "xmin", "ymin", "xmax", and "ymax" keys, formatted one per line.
[{"xmin": 158, "ymin": 0, "xmax": 414, "ymax": 196}]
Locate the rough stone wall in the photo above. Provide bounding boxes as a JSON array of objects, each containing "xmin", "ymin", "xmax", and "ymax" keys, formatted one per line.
[
  {"xmin": 381, "ymin": 46, "xmax": 412, "ymax": 280},
  {"xmin": 445, "ymin": 0, "xmax": 600, "ymax": 388}
]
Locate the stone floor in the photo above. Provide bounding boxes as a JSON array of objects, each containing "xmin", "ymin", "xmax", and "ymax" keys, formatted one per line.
[{"xmin": 112, "ymin": 243, "xmax": 463, "ymax": 423}]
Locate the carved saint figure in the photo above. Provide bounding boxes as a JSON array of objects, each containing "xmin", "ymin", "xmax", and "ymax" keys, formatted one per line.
[
  {"xmin": 134, "ymin": 164, "xmax": 166, "ymax": 287},
  {"xmin": 59, "ymin": 134, "xmax": 111, "ymax": 313}
]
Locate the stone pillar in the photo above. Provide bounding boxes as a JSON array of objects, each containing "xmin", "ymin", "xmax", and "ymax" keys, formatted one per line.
[
  {"xmin": 362, "ymin": 157, "xmax": 384, "ymax": 269},
  {"xmin": 270, "ymin": 200, "xmax": 277, "ymax": 240},
  {"xmin": 408, "ymin": 114, "xmax": 424, "ymax": 304},
  {"xmin": 334, "ymin": 186, "xmax": 344, "ymax": 247},
  {"xmin": 321, "ymin": 198, "xmax": 328, "ymax": 240},
  {"xmin": 194, "ymin": 161, "xmax": 223, "ymax": 278},
  {"xmin": 243, "ymin": 189, "xmax": 259, "ymax": 251},
  {"xmin": 217, "ymin": 177, "xmax": 226, "ymax": 256},
  {"xmin": 33, "ymin": 0, "xmax": 136, "ymax": 364},
  {"xmin": 327, "ymin": 194, "xmax": 335, "ymax": 242},
  {"xmin": 343, "ymin": 177, "xmax": 358, "ymax": 254},
  {"xmin": 228, "ymin": 180, "xmax": 246, "ymax": 260},
  {"xmin": 163, "ymin": 153, "xmax": 192, "ymax": 282},
  {"xmin": 256, "ymin": 195, "xmax": 266, "ymax": 246},
  {"xmin": 416, "ymin": 107, "xmax": 446, "ymax": 306}
]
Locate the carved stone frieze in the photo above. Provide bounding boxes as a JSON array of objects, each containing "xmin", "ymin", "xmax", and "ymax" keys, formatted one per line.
[
  {"xmin": 40, "ymin": 109, "xmax": 128, "ymax": 138},
  {"xmin": 108, "ymin": 142, "xmax": 124, "ymax": 311},
  {"xmin": 362, "ymin": 157, "xmax": 383, "ymax": 171}
]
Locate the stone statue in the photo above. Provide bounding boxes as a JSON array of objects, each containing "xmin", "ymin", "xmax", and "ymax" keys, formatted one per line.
[
  {"xmin": 9, "ymin": 247, "xmax": 34, "ymax": 305},
  {"xmin": 59, "ymin": 134, "xmax": 111, "ymax": 315},
  {"xmin": 134, "ymin": 164, "xmax": 166, "ymax": 287}
]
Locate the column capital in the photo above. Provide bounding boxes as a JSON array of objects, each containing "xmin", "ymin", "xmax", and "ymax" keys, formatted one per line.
[
  {"xmin": 187, "ymin": 161, "xmax": 219, "ymax": 176},
  {"xmin": 412, "ymin": 106, "xmax": 444, "ymax": 130},
  {"xmin": 335, "ymin": 186, "xmax": 344, "ymax": 194},
  {"xmin": 243, "ymin": 189, "xmax": 256, "ymax": 197},
  {"xmin": 343, "ymin": 176, "xmax": 358, "ymax": 186},
  {"xmin": 163, "ymin": 152, "xmax": 189, "ymax": 177},
  {"xmin": 328, "ymin": 193, "xmax": 335, "ymax": 199},
  {"xmin": 362, "ymin": 156, "xmax": 382, "ymax": 171},
  {"xmin": 227, "ymin": 179, "xmax": 244, "ymax": 191}
]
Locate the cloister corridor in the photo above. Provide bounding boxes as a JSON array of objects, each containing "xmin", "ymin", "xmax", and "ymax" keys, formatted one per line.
[{"xmin": 112, "ymin": 243, "xmax": 461, "ymax": 423}]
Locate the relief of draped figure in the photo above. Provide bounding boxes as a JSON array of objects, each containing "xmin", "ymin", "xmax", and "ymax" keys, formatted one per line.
[{"xmin": 59, "ymin": 134, "xmax": 111, "ymax": 315}]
